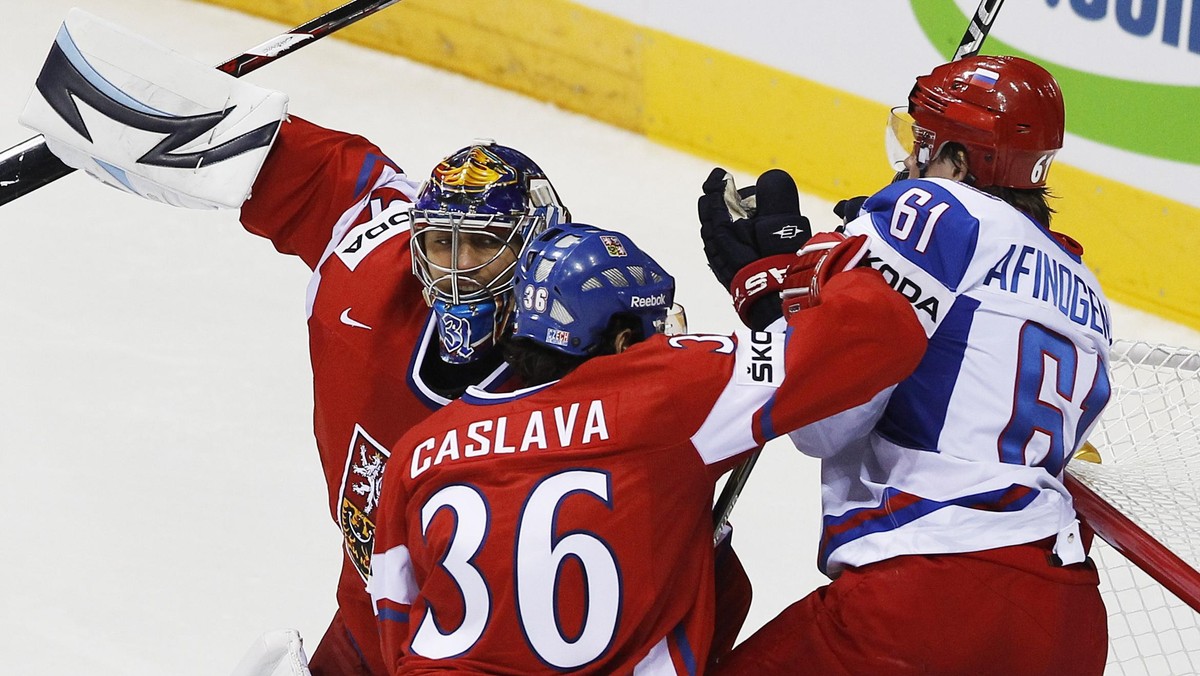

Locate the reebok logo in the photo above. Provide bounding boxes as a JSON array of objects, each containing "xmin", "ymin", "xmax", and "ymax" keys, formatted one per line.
[{"xmin": 630, "ymin": 293, "xmax": 666, "ymax": 308}]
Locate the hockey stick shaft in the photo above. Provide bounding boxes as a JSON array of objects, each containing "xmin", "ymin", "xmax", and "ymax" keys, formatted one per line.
[
  {"xmin": 713, "ymin": 450, "xmax": 759, "ymax": 542},
  {"xmin": 711, "ymin": 0, "xmax": 1007, "ymax": 540},
  {"xmin": 216, "ymin": 0, "xmax": 402, "ymax": 78},
  {"xmin": 954, "ymin": 0, "xmax": 1007, "ymax": 61},
  {"xmin": 0, "ymin": 0, "xmax": 401, "ymax": 207}
]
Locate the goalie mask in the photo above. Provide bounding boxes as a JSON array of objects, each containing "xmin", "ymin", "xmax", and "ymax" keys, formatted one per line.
[
  {"xmin": 512, "ymin": 223, "xmax": 676, "ymax": 357},
  {"xmin": 886, "ymin": 55, "xmax": 1065, "ymax": 189},
  {"xmin": 411, "ymin": 141, "xmax": 569, "ymax": 363}
]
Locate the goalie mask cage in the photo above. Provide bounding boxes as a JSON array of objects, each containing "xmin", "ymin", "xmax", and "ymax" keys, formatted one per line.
[{"xmin": 1067, "ymin": 339, "xmax": 1200, "ymax": 675}]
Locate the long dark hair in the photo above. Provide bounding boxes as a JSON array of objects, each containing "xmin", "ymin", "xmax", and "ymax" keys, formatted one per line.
[{"xmin": 941, "ymin": 142, "xmax": 1057, "ymax": 228}]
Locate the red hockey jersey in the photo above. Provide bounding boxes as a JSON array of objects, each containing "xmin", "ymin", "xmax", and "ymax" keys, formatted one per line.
[
  {"xmin": 369, "ymin": 269, "xmax": 926, "ymax": 674},
  {"xmin": 241, "ymin": 116, "xmax": 516, "ymax": 674}
]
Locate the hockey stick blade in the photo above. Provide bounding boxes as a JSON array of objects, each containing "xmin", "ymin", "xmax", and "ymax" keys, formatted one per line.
[
  {"xmin": 0, "ymin": 0, "xmax": 402, "ymax": 208},
  {"xmin": 953, "ymin": 0, "xmax": 1007, "ymax": 61}
]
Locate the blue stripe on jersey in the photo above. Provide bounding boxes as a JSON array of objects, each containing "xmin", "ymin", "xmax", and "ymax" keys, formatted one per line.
[
  {"xmin": 55, "ymin": 26, "xmax": 169, "ymax": 116},
  {"xmin": 876, "ymin": 296, "xmax": 980, "ymax": 450},
  {"xmin": 354, "ymin": 152, "xmax": 395, "ymax": 197},
  {"xmin": 672, "ymin": 622, "xmax": 698, "ymax": 676},
  {"xmin": 405, "ymin": 315, "xmax": 518, "ymax": 409},
  {"xmin": 405, "ymin": 315, "xmax": 451, "ymax": 411},
  {"xmin": 757, "ymin": 394, "xmax": 778, "ymax": 442},
  {"xmin": 818, "ymin": 483, "xmax": 1038, "ymax": 573},
  {"xmin": 378, "ymin": 606, "xmax": 409, "ymax": 624},
  {"xmin": 863, "ymin": 179, "xmax": 980, "ymax": 291}
]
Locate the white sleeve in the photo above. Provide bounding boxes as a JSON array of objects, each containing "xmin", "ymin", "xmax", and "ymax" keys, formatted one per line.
[
  {"xmin": 690, "ymin": 330, "xmax": 786, "ymax": 465},
  {"xmin": 19, "ymin": 9, "xmax": 287, "ymax": 209},
  {"xmin": 787, "ymin": 386, "xmax": 894, "ymax": 458}
]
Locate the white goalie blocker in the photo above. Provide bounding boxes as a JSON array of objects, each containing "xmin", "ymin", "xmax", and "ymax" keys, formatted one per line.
[
  {"xmin": 230, "ymin": 629, "xmax": 312, "ymax": 676},
  {"xmin": 19, "ymin": 9, "xmax": 287, "ymax": 209}
]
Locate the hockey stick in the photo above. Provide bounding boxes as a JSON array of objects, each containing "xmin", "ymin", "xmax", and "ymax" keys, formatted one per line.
[
  {"xmin": 954, "ymin": 0, "xmax": 1007, "ymax": 61},
  {"xmin": 712, "ymin": 451, "xmax": 759, "ymax": 543},
  {"xmin": 0, "ymin": 0, "xmax": 401, "ymax": 207},
  {"xmin": 710, "ymin": 0, "xmax": 1007, "ymax": 541}
]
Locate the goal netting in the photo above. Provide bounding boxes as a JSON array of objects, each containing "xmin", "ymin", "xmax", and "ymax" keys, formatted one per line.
[{"xmin": 1067, "ymin": 339, "xmax": 1200, "ymax": 675}]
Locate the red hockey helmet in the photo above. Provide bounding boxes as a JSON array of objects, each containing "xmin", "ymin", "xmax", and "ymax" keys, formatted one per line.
[{"xmin": 906, "ymin": 55, "xmax": 1064, "ymax": 189}]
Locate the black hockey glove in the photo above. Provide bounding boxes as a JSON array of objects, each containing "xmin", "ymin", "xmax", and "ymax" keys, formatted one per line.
[
  {"xmin": 698, "ymin": 167, "xmax": 812, "ymax": 330},
  {"xmin": 833, "ymin": 195, "xmax": 869, "ymax": 229}
]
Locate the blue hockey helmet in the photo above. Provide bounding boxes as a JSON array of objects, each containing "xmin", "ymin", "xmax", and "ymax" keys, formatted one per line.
[
  {"xmin": 410, "ymin": 140, "xmax": 569, "ymax": 363},
  {"xmin": 512, "ymin": 223, "xmax": 675, "ymax": 356}
]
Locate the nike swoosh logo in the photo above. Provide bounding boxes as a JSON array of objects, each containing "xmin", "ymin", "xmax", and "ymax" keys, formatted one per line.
[{"xmin": 340, "ymin": 308, "xmax": 372, "ymax": 330}]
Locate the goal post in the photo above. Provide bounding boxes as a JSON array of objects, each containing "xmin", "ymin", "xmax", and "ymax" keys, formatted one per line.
[{"xmin": 1066, "ymin": 339, "xmax": 1200, "ymax": 674}]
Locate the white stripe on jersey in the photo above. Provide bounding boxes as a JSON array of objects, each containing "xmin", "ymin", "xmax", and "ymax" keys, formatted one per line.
[
  {"xmin": 305, "ymin": 166, "xmax": 420, "ymax": 318},
  {"xmin": 633, "ymin": 635, "xmax": 675, "ymax": 675},
  {"xmin": 690, "ymin": 330, "xmax": 785, "ymax": 466},
  {"xmin": 367, "ymin": 544, "xmax": 418, "ymax": 610}
]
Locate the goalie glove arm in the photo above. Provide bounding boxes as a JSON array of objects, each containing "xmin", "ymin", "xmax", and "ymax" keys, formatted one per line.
[
  {"xmin": 19, "ymin": 10, "xmax": 288, "ymax": 210},
  {"xmin": 241, "ymin": 115, "xmax": 411, "ymax": 269},
  {"xmin": 230, "ymin": 629, "xmax": 312, "ymax": 676}
]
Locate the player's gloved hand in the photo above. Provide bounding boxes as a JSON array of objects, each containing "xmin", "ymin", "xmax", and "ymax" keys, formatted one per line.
[
  {"xmin": 833, "ymin": 195, "xmax": 869, "ymax": 228},
  {"xmin": 698, "ymin": 167, "xmax": 812, "ymax": 329},
  {"xmin": 780, "ymin": 232, "xmax": 870, "ymax": 315}
]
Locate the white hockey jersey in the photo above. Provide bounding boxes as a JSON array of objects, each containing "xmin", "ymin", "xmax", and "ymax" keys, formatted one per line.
[{"xmin": 792, "ymin": 177, "xmax": 1112, "ymax": 576}]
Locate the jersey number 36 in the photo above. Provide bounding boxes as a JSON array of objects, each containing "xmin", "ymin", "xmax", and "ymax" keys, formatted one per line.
[{"xmin": 413, "ymin": 469, "xmax": 621, "ymax": 668}]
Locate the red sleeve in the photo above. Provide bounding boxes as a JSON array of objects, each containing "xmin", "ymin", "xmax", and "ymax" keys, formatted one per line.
[
  {"xmin": 240, "ymin": 115, "xmax": 402, "ymax": 269},
  {"xmin": 764, "ymin": 268, "xmax": 927, "ymax": 437}
]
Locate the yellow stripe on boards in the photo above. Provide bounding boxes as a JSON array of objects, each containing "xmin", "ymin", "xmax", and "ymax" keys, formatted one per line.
[
  {"xmin": 641, "ymin": 31, "xmax": 895, "ymax": 200},
  {"xmin": 1054, "ymin": 165, "xmax": 1200, "ymax": 329},
  {"xmin": 198, "ymin": 0, "xmax": 1200, "ymax": 332}
]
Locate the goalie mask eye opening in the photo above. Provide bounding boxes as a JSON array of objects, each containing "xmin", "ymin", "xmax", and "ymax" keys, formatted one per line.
[
  {"xmin": 411, "ymin": 215, "xmax": 525, "ymax": 306},
  {"xmin": 886, "ymin": 106, "xmax": 936, "ymax": 173}
]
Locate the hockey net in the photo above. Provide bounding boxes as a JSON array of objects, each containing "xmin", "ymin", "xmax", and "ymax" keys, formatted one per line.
[{"xmin": 1067, "ymin": 339, "xmax": 1200, "ymax": 675}]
